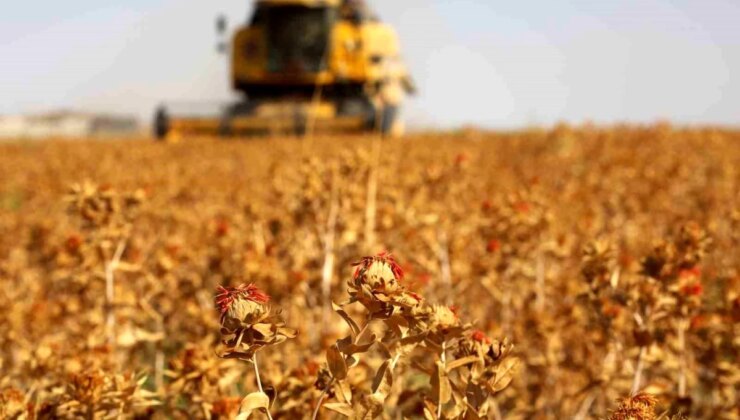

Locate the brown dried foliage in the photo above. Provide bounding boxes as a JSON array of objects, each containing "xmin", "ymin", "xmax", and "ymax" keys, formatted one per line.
[{"xmin": 0, "ymin": 125, "xmax": 738, "ymax": 419}]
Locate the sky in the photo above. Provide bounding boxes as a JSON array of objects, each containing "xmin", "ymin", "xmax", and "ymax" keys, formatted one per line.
[{"xmin": 1, "ymin": 0, "xmax": 739, "ymax": 128}]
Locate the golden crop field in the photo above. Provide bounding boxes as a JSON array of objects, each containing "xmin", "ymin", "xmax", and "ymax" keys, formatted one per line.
[{"xmin": 0, "ymin": 125, "xmax": 738, "ymax": 419}]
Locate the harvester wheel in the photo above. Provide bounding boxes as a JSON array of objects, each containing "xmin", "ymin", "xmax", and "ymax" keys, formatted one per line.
[{"xmin": 153, "ymin": 107, "xmax": 169, "ymax": 140}]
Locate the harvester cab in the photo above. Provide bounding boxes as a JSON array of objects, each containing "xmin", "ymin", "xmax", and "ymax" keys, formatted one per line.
[{"xmin": 154, "ymin": 0, "xmax": 415, "ymax": 140}]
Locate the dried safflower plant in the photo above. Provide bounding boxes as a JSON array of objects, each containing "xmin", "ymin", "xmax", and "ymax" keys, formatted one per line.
[
  {"xmin": 313, "ymin": 252, "xmax": 517, "ymax": 420},
  {"xmin": 215, "ymin": 283, "xmax": 296, "ymax": 419}
]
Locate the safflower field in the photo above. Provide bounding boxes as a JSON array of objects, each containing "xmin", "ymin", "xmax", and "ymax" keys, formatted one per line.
[{"xmin": 0, "ymin": 125, "xmax": 738, "ymax": 419}]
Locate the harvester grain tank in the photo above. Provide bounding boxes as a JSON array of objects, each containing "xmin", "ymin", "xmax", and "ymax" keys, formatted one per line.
[{"xmin": 155, "ymin": 0, "xmax": 415, "ymax": 139}]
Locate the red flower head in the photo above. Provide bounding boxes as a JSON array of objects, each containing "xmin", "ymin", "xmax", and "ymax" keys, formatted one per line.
[
  {"xmin": 165, "ymin": 244, "xmax": 181, "ymax": 257},
  {"xmin": 481, "ymin": 200, "xmax": 493, "ymax": 212},
  {"xmin": 216, "ymin": 283, "xmax": 270, "ymax": 314},
  {"xmin": 290, "ymin": 270, "xmax": 307, "ymax": 283},
  {"xmin": 619, "ymin": 253, "xmax": 634, "ymax": 269},
  {"xmin": 214, "ymin": 218, "xmax": 230, "ymax": 237},
  {"xmin": 487, "ymin": 239, "xmax": 501, "ymax": 253},
  {"xmin": 65, "ymin": 233, "xmax": 84, "ymax": 253},
  {"xmin": 611, "ymin": 392, "xmax": 658, "ymax": 420},
  {"xmin": 690, "ymin": 314, "xmax": 707, "ymax": 330},
  {"xmin": 601, "ymin": 303, "xmax": 622, "ymax": 319},
  {"xmin": 514, "ymin": 201, "xmax": 531, "ymax": 214},
  {"xmin": 454, "ymin": 153, "xmax": 469, "ymax": 167},
  {"xmin": 408, "ymin": 291, "xmax": 424, "ymax": 302},
  {"xmin": 680, "ymin": 282, "xmax": 703, "ymax": 297},
  {"xmin": 471, "ymin": 330, "xmax": 491, "ymax": 344},
  {"xmin": 353, "ymin": 251, "xmax": 405, "ymax": 293},
  {"xmin": 353, "ymin": 251, "xmax": 404, "ymax": 280}
]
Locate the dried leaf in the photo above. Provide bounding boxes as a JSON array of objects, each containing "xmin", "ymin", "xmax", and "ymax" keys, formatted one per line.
[
  {"xmin": 446, "ymin": 355, "xmax": 480, "ymax": 372},
  {"xmin": 324, "ymin": 402, "xmax": 354, "ymax": 417},
  {"xmin": 334, "ymin": 380, "xmax": 353, "ymax": 404},
  {"xmin": 371, "ymin": 359, "xmax": 393, "ymax": 400},
  {"xmin": 238, "ymin": 391, "xmax": 269, "ymax": 418},
  {"xmin": 488, "ymin": 357, "xmax": 520, "ymax": 393},
  {"xmin": 431, "ymin": 361, "xmax": 452, "ymax": 405},
  {"xmin": 384, "ymin": 315, "xmax": 410, "ymax": 338},
  {"xmin": 337, "ymin": 334, "xmax": 377, "ymax": 355},
  {"xmin": 277, "ymin": 326, "xmax": 298, "ymax": 338},
  {"xmin": 346, "ymin": 354, "xmax": 360, "ymax": 369},
  {"xmin": 400, "ymin": 332, "xmax": 428, "ymax": 346},
  {"xmin": 252, "ymin": 323, "xmax": 273, "ymax": 337},
  {"xmin": 376, "ymin": 341, "xmax": 393, "ymax": 359},
  {"xmin": 444, "ymin": 388, "xmax": 467, "ymax": 419},
  {"xmin": 463, "ymin": 403, "xmax": 482, "ymax": 420},
  {"xmin": 352, "ymin": 395, "xmax": 384, "ymax": 419},
  {"xmin": 333, "ymin": 302, "xmax": 360, "ymax": 337},
  {"xmin": 465, "ymin": 381, "xmax": 487, "ymax": 410},
  {"xmin": 423, "ymin": 401, "xmax": 437, "ymax": 420},
  {"xmin": 411, "ymin": 360, "xmax": 434, "ymax": 375},
  {"xmin": 327, "ymin": 344, "xmax": 348, "ymax": 380}
]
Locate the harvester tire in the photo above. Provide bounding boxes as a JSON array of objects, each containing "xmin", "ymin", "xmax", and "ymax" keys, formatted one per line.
[{"xmin": 154, "ymin": 107, "xmax": 169, "ymax": 140}]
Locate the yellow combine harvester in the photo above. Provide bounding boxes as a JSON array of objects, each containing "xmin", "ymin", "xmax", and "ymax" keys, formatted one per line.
[{"xmin": 154, "ymin": 0, "xmax": 415, "ymax": 140}]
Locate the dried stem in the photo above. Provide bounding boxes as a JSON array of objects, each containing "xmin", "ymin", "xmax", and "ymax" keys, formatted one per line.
[
  {"xmin": 677, "ymin": 318, "xmax": 688, "ymax": 398},
  {"xmin": 321, "ymin": 171, "xmax": 340, "ymax": 332},
  {"xmin": 154, "ymin": 345, "xmax": 164, "ymax": 391},
  {"xmin": 574, "ymin": 393, "xmax": 597, "ymax": 420},
  {"xmin": 438, "ymin": 229, "xmax": 452, "ymax": 301},
  {"xmin": 390, "ymin": 353, "xmax": 402, "ymax": 371},
  {"xmin": 355, "ymin": 321, "xmax": 371, "ymax": 343},
  {"xmin": 312, "ymin": 320, "xmax": 372, "ymax": 420},
  {"xmin": 253, "ymin": 222, "xmax": 266, "ymax": 256},
  {"xmin": 491, "ymin": 400, "xmax": 503, "ymax": 420},
  {"xmin": 311, "ymin": 379, "xmax": 333, "ymax": 420},
  {"xmin": 155, "ymin": 316, "xmax": 165, "ymax": 391},
  {"xmin": 535, "ymin": 249, "xmax": 546, "ymax": 312},
  {"xmin": 631, "ymin": 346, "xmax": 646, "ymax": 395},
  {"xmin": 364, "ymin": 136, "xmax": 382, "ymax": 251},
  {"xmin": 438, "ymin": 341, "xmax": 447, "ymax": 420},
  {"xmin": 235, "ymin": 329, "xmax": 246, "ymax": 349},
  {"xmin": 252, "ymin": 353, "xmax": 273, "ymax": 420},
  {"xmin": 105, "ymin": 239, "xmax": 127, "ymax": 346},
  {"xmin": 502, "ymin": 282, "xmax": 512, "ymax": 337}
]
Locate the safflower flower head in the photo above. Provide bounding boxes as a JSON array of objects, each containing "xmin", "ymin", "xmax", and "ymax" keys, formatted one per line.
[
  {"xmin": 216, "ymin": 284, "xmax": 270, "ymax": 330},
  {"xmin": 353, "ymin": 251, "xmax": 404, "ymax": 293}
]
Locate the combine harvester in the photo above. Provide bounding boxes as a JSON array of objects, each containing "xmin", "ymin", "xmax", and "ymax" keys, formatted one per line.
[{"xmin": 155, "ymin": 0, "xmax": 416, "ymax": 140}]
